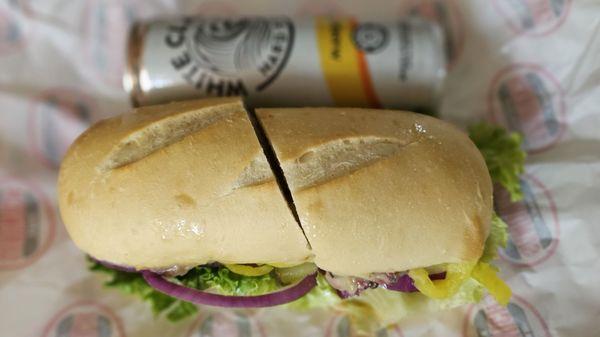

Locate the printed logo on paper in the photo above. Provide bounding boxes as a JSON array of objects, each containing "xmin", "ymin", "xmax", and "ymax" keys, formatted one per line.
[
  {"xmin": 0, "ymin": 178, "xmax": 55, "ymax": 270},
  {"xmin": 464, "ymin": 295, "xmax": 553, "ymax": 337},
  {"xmin": 42, "ymin": 301, "xmax": 125, "ymax": 337},
  {"xmin": 165, "ymin": 17, "xmax": 294, "ymax": 97},
  {"xmin": 28, "ymin": 88, "xmax": 95, "ymax": 168},
  {"xmin": 0, "ymin": 7, "xmax": 27, "ymax": 55},
  {"xmin": 488, "ymin": 63, "xmax": 566, "ymax": 153},
  {"xmin": 492, "ymin": 0, "xmax": 571, "ymax": 36},
  {"xmin": 186, "ymin": 312, "xmax": 265, "ymax": 337},
  {"xmin": 398, "ymin": 0, "xmax": 464, "ymax": 66},
  {"xmin": 494, "ymin": 173, "xmax": 559, "ymax": 267},
  {"xmin": 325, "ymin": 315, "xmax": 404, "ymax": 337},
  {"xmin": 82, "ymin": 0, "xmax": 137, "ymax": 86}
]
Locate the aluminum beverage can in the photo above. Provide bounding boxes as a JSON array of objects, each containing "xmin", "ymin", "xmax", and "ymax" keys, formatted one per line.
[{"xmin": 124, "ymin": 16, "xmax": 447, "ymax": 110}]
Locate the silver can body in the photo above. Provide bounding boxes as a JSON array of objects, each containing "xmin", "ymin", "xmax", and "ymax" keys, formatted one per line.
[{"xmin": 124, "ymin": 16, "xmax": 446, "ymax": 110}]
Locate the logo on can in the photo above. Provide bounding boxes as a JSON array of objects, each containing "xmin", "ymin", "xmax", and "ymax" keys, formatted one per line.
[
  {"xmin": 28, "ymin": 88, "xmax": 95, "ymax": 168},
  {"xmin": 0, "ymin": 177, "xmax": 55, "ymax": 270},
  {"xmin": 398, "ymin": 0, "xmax": 464, "ymax": 66},
  {"xmin": 353, "ymin": 23, "xmax": 389, "ymax": 54},
  {"xmin": 494, "ymin": 173, "xmax": 559, "ymax": 267},
  {"xmin": 42, "ymin": 301, "xmax": 125, "ymax": 337},
  {"xmin": 325, "ymin": 315, "xmax": 404, "ymax": 337},
  {"xmin": 0, "ymin": 6, "xmax": 27, "ymax": 56},
  {"xmin": 488, "ymin": 63, "xmax": 566, "ymax": 153},
  {"xmin": 186, "ymin": 311, "xmax": 266, "ymax": 337},
  {"xmin": 165, "ymin": 17, "xmax": 294, "ymax": 98},
  {"xmin": 491, "ymin": 0, "xmax": 571, "ymax": 36},
  {"xmin": 82, "ymin": 0, "xmax": 138, "ymax": 86},
  {"xmin": 463, "ymin": 295, "xmax": 552, "ymax": 337}
]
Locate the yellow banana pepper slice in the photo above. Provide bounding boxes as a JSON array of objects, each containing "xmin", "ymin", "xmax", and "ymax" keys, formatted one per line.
[
  {"xmin": 225, "ymin": 264, "xmax": 274, "ymax": 277},
  {"xmin": 408, "ymin": 263, "xmax": 475, "ymax": 299},
  {"xmin": 471, "ymin": 262, "xmax": 512, "ymax": 305}
]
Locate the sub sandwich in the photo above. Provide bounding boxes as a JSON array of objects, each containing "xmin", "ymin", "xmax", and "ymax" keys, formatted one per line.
[{"xmin": 57, "ymin": 98, "xmax": 525, "ymax": 333}]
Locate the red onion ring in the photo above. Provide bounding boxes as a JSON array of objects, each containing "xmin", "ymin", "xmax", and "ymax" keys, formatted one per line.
[
  {"xmin": 142, "ymin": 271, "xmax": 317, "ymax": 308},
  {"xmin": 385, "ymin": 272, "xmax": 446, "ymax": 292}
]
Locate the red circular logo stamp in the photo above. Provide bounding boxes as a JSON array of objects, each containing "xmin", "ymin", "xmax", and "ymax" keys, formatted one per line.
[
  {"xmin": 463, "ymin": 294, "xmax": 552, "ymax": 337},
  {"xmin": 325, "ymin": 315, "xmax": 404, "ymax": 337},
  {"xmin": 488, "ymin": 63, "xmax": 566, "ymax": 153},
  {"xmin": 28, "ymin": 88, "xmax": 96, "ymax": 168},
  {"xmin": 0, "ymin": 6, "xmax": 28, "ymax": 56},
  {"xmin": 81, "ymin": 0, "xmax": 140, "ymax": 87},
  {"xmin": 494, "ymin": 173, "xmax": 559, "ymax": 267},
  {"xmin": 0, "ymin": 177, "xmax": 55, "ymax": 270},
  {"xmin": 42, "ymin": 301, "xmax": 125, "ymax": 337},
  {"xmin": 296, "ymin": 0, "xmax": 346, "ymax": 17},
  {"xmin": 398, "ymin": 0, "xmax": 465, "ymax": 67},
  {"xmin": 186, "ymin": 311, "xmax": 266, "ymax": 337},
  {"xmin": 491, "ymin": 0, "xmax": 571, "ymax": 36}
]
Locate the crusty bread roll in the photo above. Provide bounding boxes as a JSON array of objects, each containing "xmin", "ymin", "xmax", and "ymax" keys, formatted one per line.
[
  {"xmin": 58, "ymin": 98, "xmax": 311, "ymax": 270},
  {"xmin": 256, "ymin": 107, "xmax": 492, "ymax": 276},
  {"xmin": 59, "ymin": 98, "xmax": 493, "ymax": 276}
]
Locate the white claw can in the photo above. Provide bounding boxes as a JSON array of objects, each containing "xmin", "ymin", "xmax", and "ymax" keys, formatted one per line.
[{"xmin": 124, "ymin": 16, "xmax": 447, "ymax": 111}]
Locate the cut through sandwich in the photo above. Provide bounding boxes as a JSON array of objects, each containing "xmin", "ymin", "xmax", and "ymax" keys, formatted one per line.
[{"xmin": 58, "ymin": 98, "xmax": 525, "ymax": 334}]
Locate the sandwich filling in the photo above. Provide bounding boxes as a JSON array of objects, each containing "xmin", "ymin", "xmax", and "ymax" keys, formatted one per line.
[{"xmin": 87, "ymin": 122, "xmax": 524, "ymax": 324}]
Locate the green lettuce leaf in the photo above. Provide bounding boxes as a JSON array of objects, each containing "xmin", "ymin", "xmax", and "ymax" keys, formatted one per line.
[
  {"xmin": 166, "ymin": 301, "xmax": 201, "ymax": 321},
  {"xmin": 481, "ymin": 213, "xmax": 510, "ymax": 263},
  {"xmin": 340, "ymin": 278, "xmax": 485, "ymax": 333},
  {"xmin": 175, "ymin": 266, "xmax": 281, "ymax": 296},
  {"xmin": 88, "ymin": 260, "xmax": 287, "ymax": 322},
  {"xmin": 88, "ymin": 258, "xmax": 194, "ymax": 320},
  {"xmin": 287, "ymin": 273, "xmax": 341, "ymax": 310},
  {"xmin": 468, "ymin": 122, "xmax": 525, "ymax": 201},
  {"xmin": 89, "ymin": 259, "xmax": 339, "ymax": 321}
]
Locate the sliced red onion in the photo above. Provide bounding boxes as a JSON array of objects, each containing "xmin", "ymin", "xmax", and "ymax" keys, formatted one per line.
[
  {"xmin": 142, "ymin": 271, "xmax": 317, "ymax": 308},
  {"xmin": 327, "ymin": 271, "xmax": 447, "ymax": 298},
  {"xmin": 91, "ymin": 257, "xmax": 137, "ymax": 273},
  {"xmin": 385, "ymin": 272, "xmax": 446, "ymax": 292}
]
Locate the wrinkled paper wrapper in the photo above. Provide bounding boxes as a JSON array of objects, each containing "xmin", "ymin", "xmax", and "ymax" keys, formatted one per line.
[{"xmin": 1, "ymin": 1, "xmax": 599, "ymax": 337}]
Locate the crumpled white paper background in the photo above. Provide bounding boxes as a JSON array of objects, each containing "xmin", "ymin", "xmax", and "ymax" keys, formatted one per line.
[{"xmin": 0, "ymin": 1, "xmax": 599, "ymax": 337}]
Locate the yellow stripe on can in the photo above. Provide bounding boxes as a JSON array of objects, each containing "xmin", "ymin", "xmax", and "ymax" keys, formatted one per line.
[{"xmin": 316, "ymin": 18, "xmax": 380, "ymax": 108}]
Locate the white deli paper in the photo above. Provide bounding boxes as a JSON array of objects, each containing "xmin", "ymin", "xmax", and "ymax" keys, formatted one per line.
[{"xmin": 0, "ymin": 1, "xmax": 599, "ymax": 337}]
